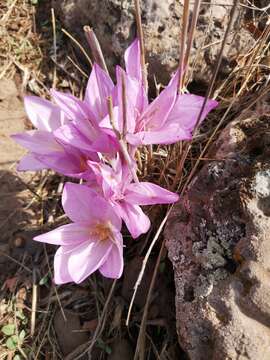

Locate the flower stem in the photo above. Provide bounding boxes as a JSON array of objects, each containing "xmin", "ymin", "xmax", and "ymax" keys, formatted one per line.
[{"xmin": 84, "ymin": 26, "xmax": 109, "ymax": 74}]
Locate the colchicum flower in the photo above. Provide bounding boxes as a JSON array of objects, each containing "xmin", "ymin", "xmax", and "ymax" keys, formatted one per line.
[
  {"xmin": 89, "ymin": 157, "xmax": 179, "ymax": 238},
  {"xmin": 34, "ymin": 183, "xmax": 123, "ymax": 283}
]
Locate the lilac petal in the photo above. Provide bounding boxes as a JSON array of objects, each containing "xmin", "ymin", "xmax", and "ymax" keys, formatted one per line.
[
  {"xmin": 54, "ymin": 123, "xmax": 97, "ymax": 152},
  {"xmin": 34, "ymin": 223, "xmax": 90, "ymax": 245},
  {"xmin": 24, "ymin": 96, "xmax": 67, "ymax": 131},
  {"xmin": 91, "ymin": 128, "xmax": 119, "ymax": 154},
  {"xmin": 114, "ymin": 202, "xmax": 150, "ymax": 238},
  {"xmin": 35, "ymin": 150, "xmax": 87, "ymax": 176},
  {"xmin": 124, "ymin": 38, "xmax": 141, "ymax": 83},
  {"xmin": 137, "ymin": 71, "xmax": 178, "ymax": 131},
  {"xmin": 17, "ymin": 153, "xmax": 48, "ymax": 171},
  {"xmin": 51, "ymin": 89, "xmax": 95, "ymax": 122},
  {"xmin": 126, "ymin": 124, "xmax": 191, "ymax": 146},
  {"xmin": 54, "ymin": 246, "xmax": 73, "ymax": 284},
  {"xmin": 85, "ymin": 63, "xmax": 114, "ymax": 122},
  {"xmin": 125, "ymin": 182, "xmax": 179, "ymax": 205},
  {"xmin": 67, "ymin": 240, "xmax": 112, "ymax": 283},
  {"xmin": 88, "ymin": 161, "xmax": 117, "ymax": 199},
  {"xmin": 167, "ymin": 94, "xmax": 218, "ymax": 131},
  {"xmin": 55, "ymin": 121, "xmax": 118, "ymax": 154},
  {"xmin": 62, "ymin": 182, "xmax": 122, "ymax": 229},
  {"xmin": 99, "ymin": 233, "xmax": 123, "ymax": 278},
  {"xmin": 12, "ymin": 131, "xmax": 62, "ymax": 154}
]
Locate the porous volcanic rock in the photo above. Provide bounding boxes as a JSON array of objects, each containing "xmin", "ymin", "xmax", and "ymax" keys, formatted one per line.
[
  {"xmin": 52, "ymin": 0, "xmax": 255, "ymax": 85},
  {"xmin": 165, "ymin": 112, "xmax": 270, "ymax": 359}
]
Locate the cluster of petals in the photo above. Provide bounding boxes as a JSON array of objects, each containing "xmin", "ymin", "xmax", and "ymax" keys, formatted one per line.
[{"xmin": 13, "ymin": 38, "xmax": 218, "ymax": 284}]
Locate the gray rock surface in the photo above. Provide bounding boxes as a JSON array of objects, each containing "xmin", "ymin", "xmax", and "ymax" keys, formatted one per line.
[
  {"xmin": 53, "ymin": 0, "xmax": 255, "ymax": 85},
  {"xmin": 165, "ymin": 112, "xmax": 270, "ymax": 359}
]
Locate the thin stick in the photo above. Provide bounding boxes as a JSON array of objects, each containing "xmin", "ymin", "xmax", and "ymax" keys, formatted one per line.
[
  {"xmin": 30, "ymin": 284, "xmax": 38, "ymax": 336},
  {"xmin": 62, "ymin": 28, "xmax": 92, "ymax": 67},
  {"xmin": 51, "ymin": 8, "xmax": 57, "ymax": 89},
  {"xmin": 121, "ymin": 72, "xmax": 128, "ymax": 137},
  {"xmin": 67, "ymin": 56, "xmax": 88, "ymax": 78},
  {"xmin": 84, "ymin": 26, "xmax": 109, "ymax": 74},
  {"xmin": 182, "ymin": 0, "xmax": 202, "ymax": 86},
  {"xmin": 134, "ymin": 0, "xmax": 148, "ymax": 92},
  {"xmin": 178, "ymin": 0, "xmax": 190, "ymax": 93}
]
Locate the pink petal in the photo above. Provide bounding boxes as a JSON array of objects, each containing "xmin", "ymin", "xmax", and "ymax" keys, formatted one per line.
[
  {"xmin": 12, "ymin": 131, "xmax": 62, "ymax": 154},
  {"xmin": 51, "ymin": 89, "xmax": 95, "ymax": 122},
  {"xmin": 167, "ymin": 94, "xmax": 218, "ymax": 131},
  {"xmin": 55, "ymin": 121, "xmax": 118, "ymax": 154},
  {"xmin": 99, "ymin": 233, "xmax": 123, "ymax": 279},
  {"xmin": 85, "ymin": 63, "xmax": 114, "ymax": 122},
  {"xmin": 125, "ymin": 182, "xmax": 179, "ymax": 205},
  {"xmin": 62, "ymin": 182, "xmax": 122, "ymax": 229},
  {"xmin": 36, "ymin": 150, "xmax": 88, "ymax": 176},
  {"xmin": 54, "ymin": 123, "xmax": 97, "ymax": 152},
  {"xmin": 54, "ymin": 246, "xmax": 73, "ymax": 284},
  {"xmin": 126, "ymin": 124, "xmax": 191, "ymax": 146},
  {"xmin": 114, "ymin": 202, "xmax": 150, "ymax": 238},
  {"xmin": 24, "ymin": 96, "xmax": 66, "ymax": 132},
  {"xmin": 124, "ymin": 38, "xmax": 141, "ymax": 83},
  {"xmin": 34, "ymin": 223, "xmax": 91, "ymax": 245},
  {"xmin": 67, "ymin": 240, "xmax": 112, "ymax": 283},
  {"xmin": 137, "ymin": 71, "xmax": 178, "ymax": 131},
  {"xmin": 17, "ymin": 153, "xmax": 48, "ymax": 171}
]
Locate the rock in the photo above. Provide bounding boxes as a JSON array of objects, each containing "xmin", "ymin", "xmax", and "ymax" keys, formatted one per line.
[
  {"xmin": 165, "ymin": 112, "xmax": 270, "ymax": 359},
  {"xmin": 53, "ymin": 0, "xmax": 256, "ymax": 86}
]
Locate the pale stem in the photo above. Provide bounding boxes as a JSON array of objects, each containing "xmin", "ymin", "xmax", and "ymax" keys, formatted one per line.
[
  {"xmin": 121, "ymin": 72, "xmax": 128, "ymax": 137},
  {"xmin": 134, "ymin": 0, "xmax": 148, "ymax": 92},
  {"xmin": 107, "ymin": 96, "xmax": 139, "ymax": 183},
  {"xmin": 178, "ymin": 0, "xmax": 190, "ymax": 93},
  {"xmin": 182, "ymin": 0, "xmax": 202, "ymax": 86},
  {"xmin": 84, "ymin": 26, "xmax": 109, "ymax": 74}
]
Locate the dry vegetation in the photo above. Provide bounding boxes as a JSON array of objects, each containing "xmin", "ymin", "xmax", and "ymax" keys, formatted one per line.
[{"xmin": 0, "ymin": 0, "xmax": 270, "ymax": 359}]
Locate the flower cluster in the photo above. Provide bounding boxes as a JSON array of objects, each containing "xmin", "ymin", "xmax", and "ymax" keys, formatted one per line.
[{"xmin": 12, "ymin": 39, "xmax": 218, "ymax": 284}]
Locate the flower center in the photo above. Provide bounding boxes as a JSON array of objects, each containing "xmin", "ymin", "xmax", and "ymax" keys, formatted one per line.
[
  {"xmin": 79, "ymin": 156, "xmax": 88, "ymax": 172},
  {"xmin": 92, "ymin": 223, "xmax": 112, "ymax": 242}
]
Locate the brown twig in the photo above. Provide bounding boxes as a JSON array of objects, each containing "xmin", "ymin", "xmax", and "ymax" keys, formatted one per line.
[
  {"xmin": 134, "ymin": 0, "xmax": 148, "ymax": 92},
  {"xmin": 178, "ymin": 0, "xmax": 190, "ymax": 93},
  {"xmin": 62, "ymin": 28, "xmax": 92, "ymax": 67}
]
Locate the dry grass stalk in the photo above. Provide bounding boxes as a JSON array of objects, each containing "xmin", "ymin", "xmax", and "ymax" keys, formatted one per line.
[
  {"xmin": 178, "ymin": 0, "xmax": 190, "ymax": 93},
  {"xmin": 62, "ymin": 28, "xmax": 92, "ymax": 67},
  {"xmin": 134, "ymin": 0, "xmax": 148, "ymax": 92}
]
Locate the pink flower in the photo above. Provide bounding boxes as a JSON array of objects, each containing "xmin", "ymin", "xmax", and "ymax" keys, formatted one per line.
[
  {"xmin": 89, "ymin": 157, "xmax": 179, "ymax": 238},
  {"xmin": 53, "ymin": 64, "xmax": 119, "ymax": 154},
  {"xmin": 107, "ymin": 39, "xmax": 218, "ymax": 146},
  {"xmin": 34, "ymin": 183, "xmax": 123, "ymax": 283},
  {"xmin": 12, "ymin": 96, "xmax": 98, "ymax": 179}
]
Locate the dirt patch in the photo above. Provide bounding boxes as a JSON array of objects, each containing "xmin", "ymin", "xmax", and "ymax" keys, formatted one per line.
[{"xmin": 0, "ymin": 79, "xmax": 37, "ymax": 247}]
